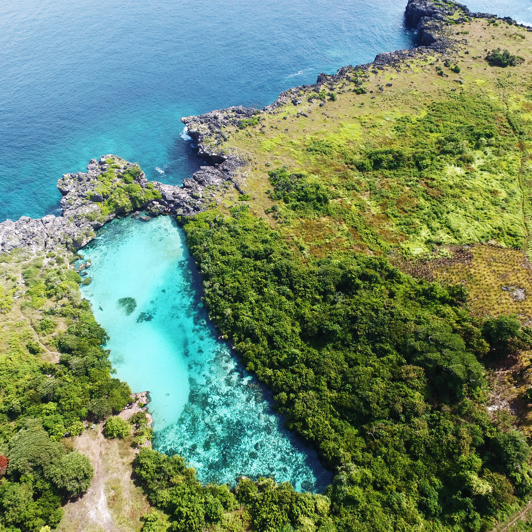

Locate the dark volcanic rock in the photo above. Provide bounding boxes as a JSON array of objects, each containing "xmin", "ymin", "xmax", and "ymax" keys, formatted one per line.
[
  {"xmin": 2, "ymin": 0, "xmax": 524, "ymax": 257},
  {"xmin": 0, "ymin": 155, "xmax": 140, "ymax": 254}
]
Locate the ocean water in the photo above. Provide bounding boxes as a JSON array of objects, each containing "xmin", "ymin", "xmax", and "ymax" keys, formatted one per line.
[
  {"xmin": 0, "ymin": 0, "xmax": 417, "ymax": 222},
  {"xmin": 0, "ymin": 1, "xmax": 529, "ymax": 222},
  {"xmin": 465, "ymin": 0, "xmax": 532, "ymax": 25},
  {"xmin": 80, "ymin": 216, "xmax": 331, "ymax": 490}
]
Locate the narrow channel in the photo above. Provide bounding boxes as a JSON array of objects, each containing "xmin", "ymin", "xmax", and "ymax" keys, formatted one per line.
[{"xmin": 80, "ymin": 214, "xmax": 331, "ymax": 492}]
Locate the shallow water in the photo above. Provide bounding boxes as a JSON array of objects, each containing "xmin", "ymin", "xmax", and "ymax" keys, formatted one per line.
[{"xmin": 80, "ymin": 216, "xmax": 331, "ymax": 490}]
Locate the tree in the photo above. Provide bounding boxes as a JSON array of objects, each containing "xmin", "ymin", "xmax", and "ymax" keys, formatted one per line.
[
  {"xmin": 486, "ymin": 48, "xmax": 521, "ymax": 67},
  {"xmin": 0, "ymin": 456, "xmax": 8, "ymax": 477},
  {"xmin": 88, "ymin": 398, "xmax": 112, "ymax": 421},
  {"xmin": 7, "ymin": 423, "xmax": 63, "ymax": 479},
  {"xmin": 494, "ymin": 431, "xmax": 531, "ymax": 473},
  {"xmin": 104, "ymin": 416, "xmax": 131, "ymax": 439},
  {"xmin": 45, "ymin": 451, "xmax": 94, "ymax": 497}
]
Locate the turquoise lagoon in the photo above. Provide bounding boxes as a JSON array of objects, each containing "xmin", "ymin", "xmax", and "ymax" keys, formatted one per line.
[{"xmin": 80, "ymin": 215, "xmax": 331, "ymax": 491}]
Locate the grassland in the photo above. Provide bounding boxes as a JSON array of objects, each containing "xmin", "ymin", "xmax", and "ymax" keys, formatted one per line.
[{"xmin": 208, "ymin": 17, "xmax": 532, "ymax": 323}]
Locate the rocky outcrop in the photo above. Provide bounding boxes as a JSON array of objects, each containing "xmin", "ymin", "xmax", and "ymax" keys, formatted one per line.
[
  {"xmin": 180, "ymin": 0, "xmax": 485, "ymax": 178},
  {"xmin": 2, "ymin": 0, "xmax": 528, "ymax": 257},
  {"xmin": 157, "ymin": 157, "xmax": 247, "ymax": 216},
  {"xmin": 0, "ymin": 153, "xmax": 228, "ymax": 255},
  {"xmin": 182, "ymin": 106, "xmax": 257, "ymax": 164},
  {"xmin": 180, "ymin": 107, "xmax": 254, "ymax": 198},
  {"xmin": 0, "ymin": 155, "xmax": 135, "ymax": 255},
  {"xmin": 405, "ymin": 0, "xmax": 459, "ymax": 46}
]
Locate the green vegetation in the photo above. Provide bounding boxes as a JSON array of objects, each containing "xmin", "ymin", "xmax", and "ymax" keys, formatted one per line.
[
  {"xmin": 134, "ymin": 448, "xmax": 334, "ymax": 532},
  {"xmin": 91, "ymin": 161, "xmax": 162, "ymax": 217},
  {"xmin": 238, "ymin": 116, "xmax": 260, "ymax": 129},
  {"xmin": 0, "ymin": 251, "xmax": 132, "ymax": 530},
  {"xmin": 104, "ymin": 416, "xmax": 131, "ymax": 439},
  {"xmin": 132, "ymin": 12, "xmax": 532, "ymax": 532},
  {"xmin": 287, "ymin": 92, "xmax": 523, "ymax": 257},
  {"xmin": 486, "ymin": 48, "xmax": 522, "ymax": 67},
  {"xmin": 130, "ymin": 411, "xmax": 153, "ymax": 446},
  {"xmin": 5, "ymin": 7, "xmax": 532, "ymax": 532},
  {"xmin": 179, "ymin": 206, "xmax": 532, "ymax": 531}
]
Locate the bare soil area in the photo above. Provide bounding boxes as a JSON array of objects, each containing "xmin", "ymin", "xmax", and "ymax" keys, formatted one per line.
[{"xmin": 56, "ymin": 423, "xmax": 150, "ymax": 532}]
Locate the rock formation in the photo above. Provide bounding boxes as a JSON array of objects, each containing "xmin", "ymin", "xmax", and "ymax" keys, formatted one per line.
[{"xmin": 182, "ymin": 0, "xmax": 530, "ymax": 173}]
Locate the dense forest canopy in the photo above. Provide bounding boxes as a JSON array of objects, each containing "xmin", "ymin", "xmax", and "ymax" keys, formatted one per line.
[{"xmin": 180, "ymin": 206, "xmax": 532, "ymax": 531}]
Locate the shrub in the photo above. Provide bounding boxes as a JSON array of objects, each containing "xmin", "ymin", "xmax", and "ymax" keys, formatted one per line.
[
  {"xmin": 122, "ymin": 165, "xmax": 142, "ymax": 183},
  {"xmin": 38, "ymin": 318, "xmax": 56, "ymax": 335},
  {"xmin": 0, "ymin": 286, "xmax": 15, "ymax": 313},
  {"xmin": 104, "ymin": 416, "xmax": 131, "ymax": 439},
  {"xmin": 26, "ymin": 340, "xmax": 43, "ymax": 355},
  {"xmin": 486, "ymin": 48, "xmax": 522, "ymax": 67},
  {"xmin": 238, "ymin": 117, "xmax": 260, "ymax": 129},
  {"xmin": 130, "ymin": 411, "xmax": 149, "ymax": 427},
  {"xmin": 483, "ymin": 315, "xmax": 521, "ymax": 344}
]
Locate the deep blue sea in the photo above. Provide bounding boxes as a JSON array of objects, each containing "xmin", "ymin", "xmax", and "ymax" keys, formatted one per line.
[{"xmin": 2, "ymin": 0, "xmax": 531, "ymax": 489}]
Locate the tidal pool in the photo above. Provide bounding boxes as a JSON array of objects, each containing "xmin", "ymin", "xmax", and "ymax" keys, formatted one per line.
[{"xmin": 80, "ymin": 215, "xmax": 331, "ymax": 491}]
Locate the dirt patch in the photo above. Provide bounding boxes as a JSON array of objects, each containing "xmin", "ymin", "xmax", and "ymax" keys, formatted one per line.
[
  {"xmin": 56, "ymin": 422, "xmax": 150, "ymax": 532},
  {"xmin": 119, "ymin": 392, "xmax": 154, "ymax": 429},
  {"xmin": 390, "ymin": 245, "xmax": 474, "ymax": 282},
  {"xmin": 392, "ymin": 245, "xmax": 532, "ymax": 322},
  {"xmin": 485, "ymin": 347, "xmax": 532, "ymax": 437}
]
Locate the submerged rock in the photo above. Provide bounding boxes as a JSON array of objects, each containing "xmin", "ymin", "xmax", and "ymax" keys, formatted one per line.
[{"xmin": 118, "ymin": 297, "xmax": 137, "ymax": 316}]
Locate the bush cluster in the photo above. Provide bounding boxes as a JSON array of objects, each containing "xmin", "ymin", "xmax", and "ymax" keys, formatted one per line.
[
  {"xmin": 486, "ymin": 48, "xmax": 522, "ymax": 67},
  {"xmin": 0, "ymin": 256, "xmax": 131, "ymax": 530}
]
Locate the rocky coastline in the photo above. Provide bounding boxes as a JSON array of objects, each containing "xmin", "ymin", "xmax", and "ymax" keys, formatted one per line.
[
  {"xmin": 181, "ymin": 0, "xmax": 531, "ymax": 192},
  {"xmin": 0, "ymin": 154, "xmax": 239, "ymax": 255},
  {"xmin": 1, "ymin": 0, "xmax": 527, "ymax": 257}
]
